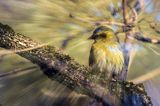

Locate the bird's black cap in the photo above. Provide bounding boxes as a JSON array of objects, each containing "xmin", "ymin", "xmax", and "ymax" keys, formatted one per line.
[{"xmin": 88, "ymin": 26, "xmax": 113, "ymax": 39}]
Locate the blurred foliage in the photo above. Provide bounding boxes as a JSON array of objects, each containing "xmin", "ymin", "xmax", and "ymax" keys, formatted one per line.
[{"xmin": 0, "ymin": 0, "xmax": 160, "ymax": 105}]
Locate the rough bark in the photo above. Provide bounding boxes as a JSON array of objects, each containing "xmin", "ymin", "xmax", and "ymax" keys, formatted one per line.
[{"xmin": 0, "ymin": 23, "xmax": 152, "ymax": 106}]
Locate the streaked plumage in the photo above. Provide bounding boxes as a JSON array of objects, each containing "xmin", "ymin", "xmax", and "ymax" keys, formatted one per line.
[{"xmin": 89, "ymin": 26, "xmax": 127, "ymax": 80}]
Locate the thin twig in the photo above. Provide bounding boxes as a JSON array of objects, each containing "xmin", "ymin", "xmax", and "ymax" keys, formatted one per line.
[
  {"xmin": 122, "ymin": 0, "xmax": 130, "ymax": 43},
  {"xmin": 149, "ymin": 23, "xmax": 160, "ymax": 34},
  {"xmin": 0, "ymin": 66, "xmax": 37, "ymax": 79},
  {"xmin": 134, "ymin": 33, "xmax": 160, "ymax": 44},
  {"xmin": 122, "ymin": 0, "xmax": 127, "ymax": 25},
  {"xmin": 130, "ymin": 68, "xmax": 160, "ymax": 84},
  {"xmin": 127, "ymin": 3, "xmax": 138, "ymax": 23},
  {"xmin": 0, "ymin": 43, "xmax": 49, "ymax": 56},
  {"xmin": 69, "ymin": 14, "xmax": 125, "ymax": 26}
]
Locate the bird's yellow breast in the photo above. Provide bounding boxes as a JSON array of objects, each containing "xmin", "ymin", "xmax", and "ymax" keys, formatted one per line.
[{"xmin": 91, "ymin": 41, "xmax": 124, "ymax": 75}]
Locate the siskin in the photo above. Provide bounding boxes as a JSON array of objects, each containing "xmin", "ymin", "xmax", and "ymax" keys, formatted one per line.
[{"xmin": 88, "ymin": 26, "xmax": 128, "ymax": 81}]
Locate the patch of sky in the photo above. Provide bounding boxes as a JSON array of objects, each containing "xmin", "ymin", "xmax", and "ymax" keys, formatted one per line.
[
  {"xmin": 156, "ymin": 13, "xmax": 160, "ymax": 21},
  {"xmin": 144, "ymin": 0, "xmax": 153, "ymax": 13}
]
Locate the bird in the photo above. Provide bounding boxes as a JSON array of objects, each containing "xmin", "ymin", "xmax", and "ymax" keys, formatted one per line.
[{"xmin": 88, "ymin": 26, "xmax": 128, "ymax": 81}]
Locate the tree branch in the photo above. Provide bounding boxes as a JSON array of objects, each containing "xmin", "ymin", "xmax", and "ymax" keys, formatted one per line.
[
  {"xmin": 0, "ymin": 23, "xmax": 152, "ymax": 105},
  {"xmin": 132, "ymin": 32, "xmax": 160, "ymax": 44},
  {"xmin": 122, "ymin": 0, "xmax": 127, "ymax": 25}
]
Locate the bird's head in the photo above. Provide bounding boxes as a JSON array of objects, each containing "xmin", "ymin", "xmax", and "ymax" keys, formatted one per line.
[{"xmin": 88, "ymin": 26, "xmax": 116, "ymax": 41}]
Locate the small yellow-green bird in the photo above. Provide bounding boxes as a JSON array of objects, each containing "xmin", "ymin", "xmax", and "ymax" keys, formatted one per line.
[{"xmin": 88, "ymin": 26, "xmax": 128, "ymax": 80}]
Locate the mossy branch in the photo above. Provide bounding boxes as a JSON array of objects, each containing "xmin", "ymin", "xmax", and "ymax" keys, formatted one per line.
[{"xmin": 0, "ymin": 23, "xmax": 152, "ymax": 106}]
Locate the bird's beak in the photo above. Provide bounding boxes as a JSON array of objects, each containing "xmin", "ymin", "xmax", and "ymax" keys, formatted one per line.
[{"xmin": 88, "ymin": 34, "xmax": 96, "ymax": 40}]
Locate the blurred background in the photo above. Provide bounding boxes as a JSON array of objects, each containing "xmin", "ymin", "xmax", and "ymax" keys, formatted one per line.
[{"xmin": 0, "ymin": 0, "xmax": 160, "ymax": 105}]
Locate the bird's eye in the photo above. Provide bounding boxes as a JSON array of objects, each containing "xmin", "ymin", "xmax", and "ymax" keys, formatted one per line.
[{"xmin": 100, "ymin": 33, "xmax": 106, "ymax": 38}]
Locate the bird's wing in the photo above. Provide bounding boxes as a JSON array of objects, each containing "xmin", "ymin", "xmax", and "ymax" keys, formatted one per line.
[
  {"xmin": 89, "ymin": 44, "xmax": 103, "ymax": 66},
  {"xmin": 89, "ymin": 44, "xmax": 106, "ymax": 68}
]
